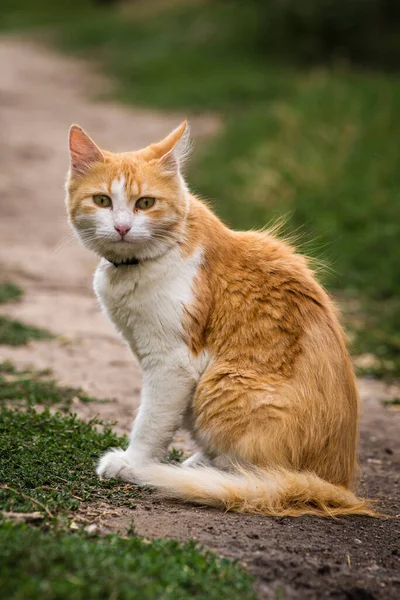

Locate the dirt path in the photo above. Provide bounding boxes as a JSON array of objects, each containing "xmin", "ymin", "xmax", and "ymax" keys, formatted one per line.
[
  {"xmin": 0, "ymin": 36, "xmax": 399, "ymax": 600},
  {"xmin": 0, "ymin": 36, "xmax": 216, "ymax": 440}
]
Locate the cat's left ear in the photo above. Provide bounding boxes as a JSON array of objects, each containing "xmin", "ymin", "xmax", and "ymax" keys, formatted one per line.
[
  {"xmin": 69, "ymin": 125, "xmax": 104, "ymax": 176},
  {"xmin": 153, "ymin": 121, "xmax": 191, "ymax": 175}
]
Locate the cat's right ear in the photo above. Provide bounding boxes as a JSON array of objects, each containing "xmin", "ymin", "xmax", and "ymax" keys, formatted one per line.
[{"xmin": 69, "ymin": 125, "xmax": 104, "ymax": 176}]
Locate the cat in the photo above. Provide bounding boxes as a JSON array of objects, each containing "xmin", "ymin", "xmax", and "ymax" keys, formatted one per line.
[{"xmin": 66, "ymin": 122, "xmax": 375, "ymax": 517}]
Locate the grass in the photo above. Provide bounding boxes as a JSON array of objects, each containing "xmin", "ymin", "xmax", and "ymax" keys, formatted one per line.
[
  {"xmin": 166, "ymin": 447, "xmax": 185, "ymax": 463},
  {"xmin": 0, "ymin": 522, "xmax": 256, "ymax": 600},
  {"xmin": 0, "ymin": 1, "xmax": 398, "ymax": 376},
  {"xmin": 0, "ymin": 398, "xmax": 184, "ymax": 515},
  {"xmin": 0, "ymin": 316, "xmax": 53, "ymax": 345},
  {"xmin": 383, "ymin": 398, "xmax": 400, "ymax": 407},
  {"xmin": 0, "ymin": 282, "xmax": 23, "ymax": 304},
  {"xmin": 0, "ymin": 361, "xmax": 103, "ymax": 411},
  {"xmin": 0, "ymin": 401, "xmax": 254, "ymax": 599},
  {"xmin": 350, "ymin": 299, "xmax": 400, "ymax": 379},
  {"xmin": 0, "ymin": 407, "xmax": 137, "ymax": 514},
  {"xmin": 0, "ymin": 282, "xmax": 53, "ymax": 345},
  {"xmin": 0, "ymin": 403, "xmax": 255, "ymax": 599}
]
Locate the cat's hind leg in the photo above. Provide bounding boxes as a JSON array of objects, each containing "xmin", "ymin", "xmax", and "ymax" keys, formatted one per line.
[
  {"xmin": 182, "ymin": 451, "xmax": 212, "ymax": 468},
  {"xmin": 192, "ymin": 365, "xmax": 293, "ymax": 471}
]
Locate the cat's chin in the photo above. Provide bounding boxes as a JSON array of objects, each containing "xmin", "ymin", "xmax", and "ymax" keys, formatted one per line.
[
  {"xmin": 104, "ymin": 240, "xmax": 178, "ymax": 263},
  {"xmin": 95, "ymin": 239, "xmax": 146, "ymax": 259},
  {"xmin": 96, "ymin": 248, "xmax": 160, "ymax": 265}
]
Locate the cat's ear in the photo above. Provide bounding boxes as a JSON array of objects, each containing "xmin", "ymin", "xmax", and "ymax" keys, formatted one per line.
[
  {"xmin": 153, "ymin": 121, "xmax": 191, "ymax": 175},
  {"xmin": 69, "ymin": 125, "xmax": 104, "ymax": 176}
]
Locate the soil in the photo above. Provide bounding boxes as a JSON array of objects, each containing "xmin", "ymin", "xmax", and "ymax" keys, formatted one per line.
[{"xmin": 0, "ymin": 36, "xmax": 399, "ymax": 600}]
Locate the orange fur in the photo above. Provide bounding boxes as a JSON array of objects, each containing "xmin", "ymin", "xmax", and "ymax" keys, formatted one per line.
[
  {"xmin": 67, "ymin": 122, "xmax": 376, "ymax": 517},
  {"xmin": 181, "ymin": 200, "xmax": 358, "ymax": 486},
  {"xmin": 174, "ymin": 198, "xmax": 374, "ymax": 516}
]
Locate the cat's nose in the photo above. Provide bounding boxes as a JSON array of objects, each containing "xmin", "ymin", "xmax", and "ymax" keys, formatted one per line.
[{"xmin": 114, "ymin": 224, "xmax": 131, "ymax": 237}]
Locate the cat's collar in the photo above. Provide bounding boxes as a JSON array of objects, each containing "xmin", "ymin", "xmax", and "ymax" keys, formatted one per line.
[{"xmin": 106, "ymin": 257, "xmax": 140, "ymax": 268}]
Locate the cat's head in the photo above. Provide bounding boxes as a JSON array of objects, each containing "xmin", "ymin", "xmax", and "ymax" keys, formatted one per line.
[{"xmin": 66, "ymin": 122, "xmax": 191, "ymax": 262}]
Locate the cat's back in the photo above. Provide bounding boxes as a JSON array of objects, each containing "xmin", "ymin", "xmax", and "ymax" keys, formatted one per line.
[
  {"xmin": 198, "ymin": 224, "xmax": 349, "ymax": 375},
  {"xmin": 204, "ymin": 226, "xmax": 332, "ymax": 324}
]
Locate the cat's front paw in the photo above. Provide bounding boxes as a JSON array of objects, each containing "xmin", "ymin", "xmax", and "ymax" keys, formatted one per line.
[{"xmin": 97, "ymin": 448, "xmax": 135, "ymax": 482}]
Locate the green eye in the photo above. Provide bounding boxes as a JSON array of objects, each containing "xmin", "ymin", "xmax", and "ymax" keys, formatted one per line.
[
  {"xmin": 93, "ymin": 194, "xmax": 112, "ymax": 208},
  {"xmin": 136, "ymin": 197, "xmax": 156, "ymax": 210}
]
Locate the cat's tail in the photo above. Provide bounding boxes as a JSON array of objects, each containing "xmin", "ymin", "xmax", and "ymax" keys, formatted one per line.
[{"xmin": 132, "ymin": 462, "xmax": 376, "ymax": 517}]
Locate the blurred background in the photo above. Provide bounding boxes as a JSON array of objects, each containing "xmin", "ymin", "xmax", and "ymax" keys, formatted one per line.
[{"xmin": 1, "ymin": 0, "xmax": 400, "ymax": 378}]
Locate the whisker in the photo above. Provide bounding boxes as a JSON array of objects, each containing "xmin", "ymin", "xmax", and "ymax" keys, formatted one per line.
[{"xmin": 53, "ymin": 233, "xmax": 80, "ymax": 255}]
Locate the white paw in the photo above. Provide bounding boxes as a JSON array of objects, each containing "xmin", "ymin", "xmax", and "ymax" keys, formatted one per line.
[
  {"xmin": 182, "ymin": 452, "xmax": 211, "ymax": 468},
  {"xmin": 96, "ymin": 448, "xmax": 136, "ymax": 482}
]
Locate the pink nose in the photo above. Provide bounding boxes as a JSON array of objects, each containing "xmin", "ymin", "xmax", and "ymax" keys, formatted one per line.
[{"xmin": 114, "ymin": 224, "xmax": 131, "ymax": 237}]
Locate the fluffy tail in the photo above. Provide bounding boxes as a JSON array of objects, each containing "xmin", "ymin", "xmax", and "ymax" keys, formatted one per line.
[{"xmin": 132, "ymin": 462, "xmax": 376, "ymax": 517}]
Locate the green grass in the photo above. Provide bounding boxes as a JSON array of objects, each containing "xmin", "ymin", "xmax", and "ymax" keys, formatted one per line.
[
  {"xmin": 0, "ymin": 522, "xmax": 256, "ymax": 600},
  {"xmin": 383, "ymin": 398, "xmax": 400, "ymax": 407},
  {"xmin": 0, "ymin": 281, "xmax": 53, "ymax": 345},
  {"xmin": 0, "ymin": 402, "xmax": 186, "ymax": 515},
  {"xmin": 0, "ymin": 315, "xmax": 53, "ymax": 345},
  {"xmin": 1, "ymin": 1, "xmax": 399, "ymax": 376},
  {"xmin": 0, "ymin": 361, "xmax": 103, "ymax": 411},
  {"xmin": 0, "ymin": 390, "xmax": 253, "ymax": 597},
  {"xmin": 0, "ymin": 401, "xmax": 255, "ymax": 599},
  {"xmin": 0, "ymin": 282, "xmax": 23, "ymax": 304},
  {"xmin": 0, "ymin": 407, "xmax": 138, "ymax": 514},
  {"xmin": 166, "ymin": 447, "xmax": 185, "ymax": 463},
  {"xmin": 0, "ymin": 373, "xmax": 254, "ymax": 598},
  {"xmin": 349, "ymin": 299, "xmax": 400, "ymax": 379}
]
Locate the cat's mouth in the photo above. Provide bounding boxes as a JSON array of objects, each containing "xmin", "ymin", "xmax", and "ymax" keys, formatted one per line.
[{"xmin": 112, "ymin": 236, "xmax": 149, "ymax": 245}]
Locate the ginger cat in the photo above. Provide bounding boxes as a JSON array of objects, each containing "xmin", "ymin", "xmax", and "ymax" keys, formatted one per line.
[{"xmin": 66, "ymin": 122, "xmax": 374, "ymax": 517}]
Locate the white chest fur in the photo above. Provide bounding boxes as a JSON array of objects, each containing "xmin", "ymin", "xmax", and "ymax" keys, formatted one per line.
[{"xmin": 93, "ymin": 247, "xmax": 209, "ymax": 379}]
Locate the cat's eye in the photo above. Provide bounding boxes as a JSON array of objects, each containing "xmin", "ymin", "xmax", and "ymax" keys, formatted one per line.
[
  {"xmin": 136, "ymin": 197, "xmax": 156, "ymax": 210},
  {"xmin": 93, "ymin": 194, "xmax": 112, "ymax": 208}
]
